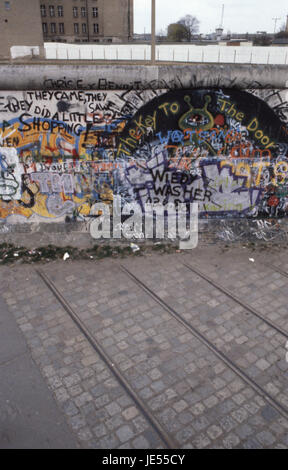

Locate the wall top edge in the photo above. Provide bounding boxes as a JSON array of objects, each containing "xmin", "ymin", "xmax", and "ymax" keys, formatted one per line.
[{"xmin": 0, "ymin": 63, "xmax": 287, "ymax": 90}]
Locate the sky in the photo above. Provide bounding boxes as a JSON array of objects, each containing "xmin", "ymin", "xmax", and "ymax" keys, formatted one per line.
[{"xmin": 133, "ymin": 0, "xmax": 288, "ymax": 35}]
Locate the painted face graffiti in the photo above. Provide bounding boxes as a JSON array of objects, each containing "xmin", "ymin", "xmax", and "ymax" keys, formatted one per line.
[{"xmin": 118, "ymin": 88, "xmax": 288, "ymax": 217}]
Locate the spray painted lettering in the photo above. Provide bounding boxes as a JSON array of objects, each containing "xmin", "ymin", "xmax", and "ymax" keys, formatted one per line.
[{"xmin": 0, "ymin": 88, "xmax": 287, "ymax": 223}]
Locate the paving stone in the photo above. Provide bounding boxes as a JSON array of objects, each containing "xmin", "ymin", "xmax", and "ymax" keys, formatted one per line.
[
  {"xmin": 172, "ymin": 400, "xmax": 188, "ymax": 413},
  {"xmin": 204, "ymin": 396, "xmax": 219, "ymax": 408},
  {"xmin": 3, "ymin": 249, "xmax": 288, "ymax": 450},
  {"xmin": 61, "ymin": 400, "xmax": 79, "ymax": 417},
  {"xmin": 122, "ymin": 406, "xmax": 139, "ymax": 421},
  {"xmin": 175, "ymin": 426, "xmax": 195, "ymax": 444},
  {"xmin": 256, "ymin": 430, "xmax": 276, "ymax": 447},
  {"xmin": 47, "ymin": 375, "xmax": 63, "ymax": 390},
  {"xmin": 74, "ymin": 392, "xmax": 93, "ymax": 408},
  {"xmin": 218, "ymin": 416, "xmax": 237, "ymax": 432},
  {"xmin": 192, "ymin": 433, "xmax": 211, "ymax": 449},
  {"xmin": 69, "ymin": 385, "xmax": 83, "ymax": 397},
  {"xmin": 139, "ymin": 387, "xmax": 154, "ymax": 400},
  {"xmin": 63, "ymin": 373, "xmax": 81, "ymax": 388},
  {"xmin": 81, "ymin": 356, "xmax": 98, "ymax": 367},
  {"xmin": 94, "ymin": 433, "xmax": 120, "ymax": 449},
  {"xmin": 94, "ymin": 395, "xmax": 110, "ymax": 408},
  {"xmin": 105, "ymin": 402, "xmax": 122, "ymax": 417},
  {"xmin": 231, "ymin": 408, "xmax": 249, "ymax": 423},
  {"xmin": 207, "ymin": 425, "xmax": 223, "ymax": 440},
  {"xmin": 255, "ymin": 359, "xmax": 271, "ymax": 371},
  {"xmin": 243, "ymin": 438, "xmax": 263, "ymax": 449},
  {"xmin": 90, "ymin": 384, "xmax": 107, "ymax": 398},
  {"xmin": 192, "ymin": 416, "xmax": 210, "ymax": 432},
  {"xmin": 143, "ymin": 429, "xmax": 163, "ymax": 447},
  {"xmin": 69, "ymin": 414, "xmax": 86, "ymax": 431},
  {"xmin": 54, "ymin": 387, "xmax": 70, "ymax": 403},
  {"xmin": 105, "ymin": 415, "xmax": 125, "ymax": 432},
  {"xmin": 132, "ymin": 415, "xmax": 150, "ymax": 434},
  {"xmin": 132, "ymin": 435, "xmax": 150, "ymax": 449},
  {"xmin": 190, "ymin": 402, "xmax": 206, "ymax": 416},
  {"xmin": 235, "ymin": 424, "xmax": 253, "ymax": 439},
  {"xmin": 261, "ymin": 405, "xmax": 280, "ymax": 423},
  {"xmin": 116, "ymin": 425, "xmax": 135, "ymax": 443},
  {"xmin": 222, "ymin": 433, "xmax": 241, "ymax": 449},
  {"xmin": 77, "ymin": 427, "xmax": 93, "ymax": 442}
]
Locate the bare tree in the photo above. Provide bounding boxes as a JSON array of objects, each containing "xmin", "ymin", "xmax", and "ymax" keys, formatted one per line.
[
  {"xmin": 178, "ymin": 14, "xmax": 200, "ymax": 40},
  {"xmin": 157, "ymin": 27, "xmax": 168, "ymax": 41}
]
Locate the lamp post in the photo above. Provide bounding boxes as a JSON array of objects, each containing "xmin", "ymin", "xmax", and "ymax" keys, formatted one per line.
[
  {"xmin": 151, "ymin": 0, "xmax": 156, "ymax": 64},
  {"xmin": 128, "ymin": 0, "xmax": 131, "ymax": 40}
]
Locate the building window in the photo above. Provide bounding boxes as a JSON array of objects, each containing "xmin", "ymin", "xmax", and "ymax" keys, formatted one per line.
[
  {"xmin": 59, "ymin": 23, "xmax": 65, "ymax": 34},
  {"xmin": 93, "ymin": 23, "xmax": 99, "ymax": 34},
  {"xmin": 73, "ymin": 7, "xmax": 78, "ymax": 17},
  {"xmin": 82, "ymin": 23, "xmax": 87, "ymax": 33},
  {"xmin": 40, "ymin": 4, "xmax": 46, "ymax": 17},
  {"xmin": 74, "ymin": 23, "xmax": 79, "ymax": 34},
  {"xmin": 42, "ymin": 23, "xmax": 48, "ymax": 34},
  {"xmin": 81, "ymin": 7, "xmax": 86, "ymax": 17},
  {"xmin": 58, "ymin": 5, "xmax": 63, "ymax": 17},
  {"xmin": 50, "ymin": 23, "xmax": 56, "ymax": 33},
  {"xmin": 49, "ymin": 5, "xmax": 55, "ymax": 17},
  {"xmin": 92, "ymin": 7, "xmax": 98, "ymax": 17}
]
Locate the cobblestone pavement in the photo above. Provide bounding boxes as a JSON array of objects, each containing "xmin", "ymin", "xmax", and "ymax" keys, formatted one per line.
[{"xmin": 1, "ymin": 244, "xmax": 288, "ymax": 449}]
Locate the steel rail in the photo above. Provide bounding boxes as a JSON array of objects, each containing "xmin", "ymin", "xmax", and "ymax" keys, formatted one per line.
[
  {"xmin": 36, "ymin": 268, "xmax": 177, "ymax": 449},
  {"xmin": 120, "ymin": 264, "xmax": 288, "ymax": 422}
]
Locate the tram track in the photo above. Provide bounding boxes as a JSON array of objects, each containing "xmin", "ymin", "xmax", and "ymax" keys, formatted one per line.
[
  {"xmin": 35, "ymin": 259, "xmax": 288, "ymax": 447},
  {"xmin": 182, "ymin": 262, "xmax": 288, "ymax": 339},
  {"xmin": 120, "ymin": 263, "xmax": 288, "ymax": 422},
  {"xmin": 262, "ymin": 262, "xmax": 288, "ymax": 280},
  {"xmin": 36, "ymin": 268, "xmax": 177, "ymax": 449}
]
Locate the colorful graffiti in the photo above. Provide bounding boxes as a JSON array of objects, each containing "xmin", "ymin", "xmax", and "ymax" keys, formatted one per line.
[{"xmin": 0, "ymin": 88, "xmax": 287, "ymax": 222}]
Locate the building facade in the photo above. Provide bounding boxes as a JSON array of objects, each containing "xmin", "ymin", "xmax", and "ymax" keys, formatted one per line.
[
  {"xmin": 40, "ymin": 0, "xmax": 133, "ymax": 43},
  {"xmin": 0, "ymin": 0, "xmax": 44, "ymax": 58}
]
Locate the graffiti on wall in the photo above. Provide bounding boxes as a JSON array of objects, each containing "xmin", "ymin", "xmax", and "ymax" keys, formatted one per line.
[
  {"xmin": 216, "ymin": 219, "xmax": 287, "ymax": 242},
  {"xmin": 0, "ymin": 87, "xmax": 287, "ymax": 222}
]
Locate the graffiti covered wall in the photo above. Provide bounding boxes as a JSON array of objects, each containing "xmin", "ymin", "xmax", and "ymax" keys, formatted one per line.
[{"xmin": 0, "ymin": 87, "xmax": 287, "ymax": 224}]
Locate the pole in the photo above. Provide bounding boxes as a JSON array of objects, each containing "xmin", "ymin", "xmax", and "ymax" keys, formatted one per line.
[
  {"xmin": 272, "ymin": 17, "xmax": 280, "ymax": 35},
  {"xmin": 151, "ymin": 0, "xmax": 156, "ymax": 64},
  {"xmin": 128, "ymin": 0, "xmax": 131, "ymax": 41}
]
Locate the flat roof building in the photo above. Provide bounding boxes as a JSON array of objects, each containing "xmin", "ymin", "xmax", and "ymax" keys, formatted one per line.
[
  {"xmin": 0, "ymin": 0, "xmax": 44, "ymax": 58},
  {"xmin": 0, "ymin": 0, "xmax": 133, "ymax": 59},
  {"xmin": 40, "ymin": 0, "xmax": 133, "ymax": 43}
]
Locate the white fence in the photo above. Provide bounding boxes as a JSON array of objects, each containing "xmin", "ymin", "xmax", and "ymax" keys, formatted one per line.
[
  {"xmin": 45, "ymin": 43, "xmax": 151, "ymax": 61},
  {"xmin": 44, "ymin": 43, "xmax": 288, "ymax": 65}
]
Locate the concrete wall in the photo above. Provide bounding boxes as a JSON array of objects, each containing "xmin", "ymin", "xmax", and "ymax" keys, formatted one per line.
[
  {"xmin": 0, "ymin": 64, "xmax": 287, "ymax": 244},
  {"xmin": 0, "ymin": 64, "xmax": 287, "ymax": 90}
]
